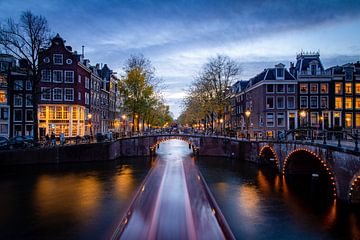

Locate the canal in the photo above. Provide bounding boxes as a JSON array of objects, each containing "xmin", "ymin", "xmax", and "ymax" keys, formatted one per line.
[{"xmin": 0, "ymin": 140, "xmax": 359, "ymax": 239}]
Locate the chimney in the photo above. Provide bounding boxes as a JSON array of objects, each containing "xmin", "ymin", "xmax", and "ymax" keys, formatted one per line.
[
  {"xmin": 82, "ymin": 45, "xmax": 84, "ymax": 58},
  {"xmin": 96, "ymin": 63, "xmax": 100, "ymax": 69}
]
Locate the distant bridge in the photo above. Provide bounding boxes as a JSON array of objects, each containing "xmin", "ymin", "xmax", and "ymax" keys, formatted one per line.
[{"xmin": 114, "ymin": 133, "xmax": 360, "ymax": 203}]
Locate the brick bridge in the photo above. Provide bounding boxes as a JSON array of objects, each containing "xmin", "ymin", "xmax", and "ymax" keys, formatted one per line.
[{"xmin": 115, "ymin": 134, "xmax": 360, "ymax": 204}]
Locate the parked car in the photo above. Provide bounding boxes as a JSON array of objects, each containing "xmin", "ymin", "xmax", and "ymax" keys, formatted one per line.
[
  {"xmin": 9, "ymin": 136, "xmax": 34, "ymax": 149},
  {"xmin": 0, "ymin": 136, "xmax": 9, "ymax": 150}
]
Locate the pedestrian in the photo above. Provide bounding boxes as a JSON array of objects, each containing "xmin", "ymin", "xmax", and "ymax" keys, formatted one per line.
[
  {"xmin": 60, "ymin": 132, "xmax": 65, "ymax": 145},
  {"xmin": 51, "ymin": 132, "xmax": 56, "ymax": 146}
]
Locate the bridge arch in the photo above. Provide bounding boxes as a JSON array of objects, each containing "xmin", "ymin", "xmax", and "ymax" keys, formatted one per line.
[
  {"xmin": 258, "ymin": 145, "xmax": 279, "ymax": 171},
  {"xmin": 282, "ymin": 148, "xmax": 337, "ymax": 199},
  {"xmin": 348, "ymin": 172, "xmax": 360, "ymax": 204},
  {"xmin": 149, "ymin": 136, "xmax": 199, "ymax": 153}
]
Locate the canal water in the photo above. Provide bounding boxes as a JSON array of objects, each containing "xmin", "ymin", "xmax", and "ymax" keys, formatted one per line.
[{"xmin": 0, "ymin": 140, "xmax": 359, "ymax": 239}]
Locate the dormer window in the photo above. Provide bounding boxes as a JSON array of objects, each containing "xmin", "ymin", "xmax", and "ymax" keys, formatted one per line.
[
  {"xmin": 275, "ymin": 63, "xmax": 285, "ymax": 80},
  {"xmin": 345, "ymin": 70, "xmax": 353, "ymax": 81},
  {"xmin": 311, "ymin": 64, "xmax": 317, "ymax": 75},
  {"xmin": 53, "ymin": 54, "xmax": 63, "ymax": 65}
]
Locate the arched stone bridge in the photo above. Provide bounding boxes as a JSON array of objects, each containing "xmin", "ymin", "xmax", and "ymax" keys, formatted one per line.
[{"xmin": 114, "ymin": 134, "xmax": 360, "ymax": 203}]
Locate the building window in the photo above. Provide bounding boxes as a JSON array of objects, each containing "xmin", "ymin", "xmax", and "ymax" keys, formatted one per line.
[
  {"xmin": 266, "ymin": 113, "xmax": 274, "ymax": 127},
  {"xmin": 310, "ymin": 83, "xmax": 318, "ymax": 94},
  {"xmin": 356, "ymin": 98, "xmax": 360, "ymax": 109},
  {"xmin": 300, "ymin": 96, "xmax": 308, "ymax": 108},
  {"xmin": 64, "ymin": 88, "xmax": 74, "ymax": 101},
  {"xmin": 345, "ymin": 70, "xmax": 353, "ymax": 81},
  {"xmin": 64, "ymin": 71, "xmax": 74, "ymax": 83},
  {"xmin": 26, "ymin": 80, "xmax": 32, "ymax": 90},
  {"xmin": 310, "ymin": 112, "xmax": 318, "ymax": 127},
  {"xmin": 320, "ymin": 96, "xmax": 328, "ymax": 108},
  {"xmin": 53, "ymin": 54, "xmax": 63, "ymax": 65},
  {"xmin": 335, "ymin": 97, "xmax": 343, "ymax": 109},
  {"xmin": 266, "ymin": 84, "xmax": 274, "ymax": 93},
  {"xmin": 25, "ymin": 109, "xmax": 33, "ymax": 122},
  {"xmin": 0, "ymin": 108, "xmax": 8, "ymax": 120},
  {"xmin": 345, "ymin": 113, "xmax": 353, "ymax": 128},
  {"xmin": 335, "ymin": 83, "xmax": 342, "ymax": 94},
  {"xmin": 276, "ymin": 68, "xmax": 284, "ymax": 78},
  {"xmin": 0, "ymin": 124, "xmax": 8, "ymax": 134},
  {"xmin": 14, "ymin": 125, "xmax": 22, "ymax": 136},
  {"xmin": 345, "ymin": 83, "xmax": 352, "ymax": 94},
  {"xmin": 53, "ymin": 88, "xmax": 63, "ymax": 101},
  {"xmin": 14, "ymin": 80, "xmax": 23, "ymax": 90},
  {"xmin": 14, "ymin": 109, "xmax": 22, "ymax": 122},
  {"xmin": 14, "ymin": 95, "xmax": 22, "ymax": 107},
  {"xmin": 277, "ymin": 112, "xmax": 285, "ymax": 127},
  {"xmin": 287, "ymin": 84, "xmax": 295, "ymax": 93},
  {"xmin": 26, "ymin": 94, "xmax": 32, "ymax": 107},
  {"xmin": 310, "ymin": 64, "xmax": 317, "ymax": 75},
  {"xmin": 356, "ymin": 83, "xmax": 360, "ymax": 94},
  {"xmin": 287, "ymin": 96, "xmax": 295, "ymax": 109},
  {"xmin": 25, "ymin": 125, "xmax": 33, "ymax": 136},
  {"xmin": 41, "ymin": 87, "xmax": 51, "ymax": 100},
  {"xmin": 78, "ymin": 92, "xmax": 81, "ymax": 100},
  {"xmin": 310, "ymin": 96, "xmax": 318, "ymax": 108},
  {"xmin": 277, "ymin": 84, "xmax": 284, "ymax": 93},
  {"xmin": 85, "ymin": 92, "xmax": 89, "ymax": 104},
  {"xmin": 345, "ymin": 97, "xmax": 353, "ymax": 109},
  {"xmin": 276, "ymin": 96, "xmax": 285, "ymax": 109},
  {"xmin": 41, "ymin": 69, "xmax": 51, "ymax": 82},
  {"xmin": 85, "ymin": 77, "xmax": 90, "ymax": 89},
  {"xmin": 320, "ymin": 83, "xmax": 328, "ymax": 94},
  {"xmin": 78, "ymin": 74, "xmax": 81, "ymax": 83},
  {"xmin": 53, "ymin": 70, "xmax": 63, "ymax": 83},
  {"xmin": 299, "ymin": 84, "xmax": 308, "ymax": 94},
  {"xmin": 266, "ymin": 96, "xmax": 274, "ymax": 109},
  {"xmin": 0, "ymin": 90, "xmax": 7, "ymax": 104},
  {"xmin": 356, "ymin": 113, "xmax": 360, "ymax": 128}
]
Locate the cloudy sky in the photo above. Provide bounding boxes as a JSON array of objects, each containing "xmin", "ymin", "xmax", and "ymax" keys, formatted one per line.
[{"xmin": 1, "ymin": 0, "xmax": 360, "ymax": 117}]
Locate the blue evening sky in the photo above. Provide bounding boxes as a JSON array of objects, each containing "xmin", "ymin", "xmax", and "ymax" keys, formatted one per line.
[{"xmin": 1, "ymin": 0, "xmax": 360, "ymax": 117}]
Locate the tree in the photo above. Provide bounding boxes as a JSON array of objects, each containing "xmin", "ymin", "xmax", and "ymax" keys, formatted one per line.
[
  {"xmin": 0, "ymin": 11, "xmax": 51, "ymax": 141},
  {"xmin": 181, "ymin": 55, "xmax": 241, "ymax": 131}
]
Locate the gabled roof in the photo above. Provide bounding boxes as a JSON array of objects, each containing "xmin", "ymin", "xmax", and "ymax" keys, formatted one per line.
[{"xmin": 248, "ymin": 67, "xmax": 295, "ymax": 87}]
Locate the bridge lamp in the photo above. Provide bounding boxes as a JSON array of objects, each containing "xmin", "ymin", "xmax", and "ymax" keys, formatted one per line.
[
  {"xmin": 122, "ymin": 114, "xmax": 127, "ymax": 120},
  {"xmin": 219, "ymin": 118, "xmax": 224, "ymax": 123},
  {"xmin": 299, "ymin": 110, "xmax": 306, "ymax": 118},
  {"xmin": 245, "ymin": 110, "xmax": 251, "ymax": 118}
]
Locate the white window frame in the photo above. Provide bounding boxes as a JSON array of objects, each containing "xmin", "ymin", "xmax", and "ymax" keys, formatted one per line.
[
  {"xmin": 287, "ymin": 84, "xmax": 295, "ymax": 93},
  {"xmin": 53, "ymin": 88, "xmax": 63, "ymax": 101},
  {"xmin": 53, "ymin": 54, "xmax": 63, "ymax": 65},
  {"xmin": 78, "ymin": 92, "xmax": 81, "ymax": 101},
  {"xmin": 310, "ymin": 83, "xmax": 318, "ymax": 94},
  {"xmin": 85, "ymin": 77, "xmax": 90, "ymax": 89},
  {"xmin": 64, "ymin": 71, "xmax": 74, "ymax": 83},
  {"xmin": 276, "ymin": 96, "xmax": 285, "ymax": 109},
  {"xmin": 41, "ymin": 69, "xmax": 51, "ymax": 82},
  {"xmin": 26, "ymin": 94, "xmax": 33, "ymax": 107},
  {"xmin": 25, "ymin": 109, "xmax": 33, "ymax": 122},
  {"xmin": 14, "ymin": 80, "xmax": 23, "ymax": 91},
  {"xmin": 320, "ymin": 83, "xmax": 328, "ymax": 94},
  {"xmin": 14, "ymin": 95, "xmax": 22, "ymax": 107},
  {"xmin": 287, "ymin": 96, "xmax": 295, "ymax": 109},
  {"xmin": 53, "ymin": 70, "xmax": 63, "ymax": 83},
  {"xmin": 320, "ymin": 96, "xmax": 328, "ymax": 109},
  {"xmin": 266, "ymin": 96, "xmax": 274, "ymax": 109},
  {"xmin": 26, "ymin": 80, "xmax": 32, "ymax": 90},
  {"xmin": 310, "ymin": 96, "xmax": 318, "ymax": 109},
  {"xmin": 300, "ymin": 96, "xmax": 308, "ymax": 108},
  {"xmin": 266, "ymin": 84, "xmax": 274, "ymax": 93},
  {"xmin": 64, "ymin": 88, "xmax": 74, "ymax": 101},
  {"xmin": 277, "ymin": 112, "xmax": 285, "ymax": 127},
  {"xmin": 277, "ymin": 84, "xmax": 285, "ymax": 93},
  {"xmin": 85, "ymin": 92, "xmax": 89, "ymax": 104},
  {"xmin": 266, "ymin": 112, "xmax": 275, "ymax": 127},
  {"xmin": 13, "ymin": 109, "xmax": 22, "ymax": 122},
  {"xmin": 41, "ymin": 87, "xmax": 51, "ymax": 101},
  {"xmin": 299, "ymin": 83, "xmax": 308, "ymax": 94}
]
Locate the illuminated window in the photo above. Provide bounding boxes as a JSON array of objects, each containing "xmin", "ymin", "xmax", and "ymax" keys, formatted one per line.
[
  {"xmin": 335, "ymin": 83, "xmax": 342, "ymax": 94},
  {"xmin": 356, "ymin": 98, "xmax": 360, "ymax": 109},
  {"xmin": 39, "ymin": 106, "xmax": 46, "ymax": 119},
  {"xmin": 345, "ymin": 113, "xmax": 353, "ymax": 128},
  {"xmin": 72, "ymin": 107, "xmax": 78, "ymax": 120},
  {"xmin": 49, "ymin": 106, "xmax": 55, "ymax": 119},
  {"xmin": 356, "ymin": 113, "xmax": 360, "ymax": 128},
  {"xmin": 310, "ymin": 83, "xmax": 318, "ymax": 93},
  {"xmin": 300, "ymin": 84, "xmax": 308, "ymax": 94},
  {"xmin": 345, "ymin": 97, "xmax": 353, "ymax": 109},
  {"xmin": 345, "ymin": 83, "xmax": 352, "ymax": 94},
  {"xmin": 320, "ymin": 83, "xmax": 328, "ymax": 94},
  {"xmin": 356, "ymin": 83, "xmax": 360, "ymax": 94},
  {"xmin": 335, "ymin": 97, "xmax": 343, "ymax": 109},
  {"xmin": 55, "ymin": 106, "xmax": 62, "ymax": 119},
  {"xmin": 0, "ymin": 90, "xmax": 7, "ymax": 104},
  {"xmin": 41, "ymin": 70, "xmax": 51, "ymax": 82}
]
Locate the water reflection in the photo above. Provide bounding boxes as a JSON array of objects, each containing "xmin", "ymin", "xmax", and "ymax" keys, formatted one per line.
[
  {"xmin": 197, "ymin": 157, "xmax": 360, "ymax": 240},
  {"xmin": 0, "ymin": 160, "xmax": 149, "ymax": 240}
]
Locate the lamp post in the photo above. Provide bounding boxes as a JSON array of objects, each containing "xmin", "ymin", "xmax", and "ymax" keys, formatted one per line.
[
  {"xmin": 219, "ymin": 118, "xmax": 224, "ymax": 136},
  {"xmin": 122, "ymin": 114, "xmax": 127, "ymax": 136},
  {"xmin": 87, "ymin": 113, "xmax": 93, "ymax": 141},
  {"xmin": 245, "ymin": 110, "xmax": 251, "ymax": 139}
]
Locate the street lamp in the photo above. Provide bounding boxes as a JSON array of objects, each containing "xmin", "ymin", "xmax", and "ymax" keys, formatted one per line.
[
  {"xmin": 299, "ymin": 110, "xmax": 306, "ymax": 128},
  {"xmin": 87, "ymin": 113, "xmax": 93, "ymax": 141},
  {"xmin": 121, "ymin": 114, "xmax": 127, "ymax": 136},
  {"xmin": 219, "ymin": 118, "xmax": 224, "ymax": 135},
  {"xmin": 245, "ymin": 110, "xmax": 251, "ymax": 139}
]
